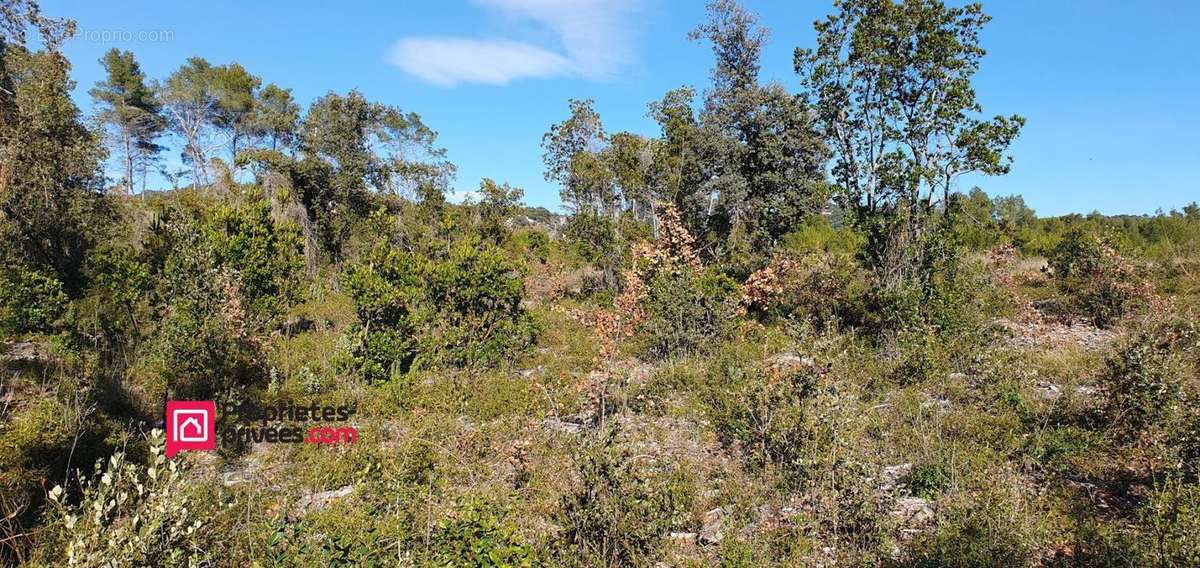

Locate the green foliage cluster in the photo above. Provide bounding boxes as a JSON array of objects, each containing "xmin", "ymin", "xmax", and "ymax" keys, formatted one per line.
[
  {"xmin": 206, "ymin": 198, "xmax": 304, "ymax": 322},
  {"xmin": 556, "ymin": 427, "xmax": 695, "ymax": 567},
  {"xmin": 43, "ymin": 431, "xmax": 214, "ymax": 567},
  {"xmin": 0, "ymin": 264, "xmax": 70, "ymax": 334},
  {"xmin": 1048, "ymin": 228, "xmax": 1156, "ymax": 327},
  {"xmin": 1100, "ymin": 319, "xmax": 1198, "ymax": 436},
  {"xmin": 340, "ymin": 221, "xmax": 538, "ymax": 381},
  {"xmin": 701, "ymin": 349, "xmax": 828, "ymax": 482},
  {"xmin": 429, "ymin": 500, "xmax": 533, "ymax": 567},
  {"xmin": 634, "ymin": 268, "xmax": 739, "ymax": 361}
]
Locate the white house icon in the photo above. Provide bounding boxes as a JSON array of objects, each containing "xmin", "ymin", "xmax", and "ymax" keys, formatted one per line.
[{"xmin": 172, "ymin": 409, "xmax": 210, "ymax": 443}]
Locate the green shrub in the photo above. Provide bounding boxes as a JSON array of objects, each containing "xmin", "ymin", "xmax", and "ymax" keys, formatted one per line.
[
  {"xmin": 908, "ymin": 460, "xmax": 952, "ymax": 499},
  {"xmin": 44, "ymin": 431, "xmax": 216, "ymax": 567},
  {"xmin": 420, "ymin": 238, "xmax": 539, "ymax": 369},
  {"xmin": 1174, "ymin": 402, "xmax": 1200, "ymax": 482},
  {"xmin": 206, "ymin": 198, "xmax": 304, "ymax": 324},
  {"xmin": 890, "ymin": 330, "xmax": 951, "ymax": 386},
  {"xmin": 1134, "ymin": 480, "xmax": 1200, "ymax": 565},
  {"xmin": 79, "ymin": 244, "xmax": 153, "ymax": 340},
  {"xmin": 340, "ymin": 233, "xmax": 537, "ymax": 381},
  {"xmin": 1048, "ymin": 227, "xmax": 1106, "ymax": 279},
  {"xmin": 1099, "ymin": 325, "xmax": 1187, "ymax": 434},
  {"xmin": 741, "ymin": 252, "xmax": 868, "ymax": 330},
  {"xmin": 556, "ymin": 427, "xmax": 694, "ymax": 567},
  {"xmin": 562, "ymin": 211, "xmax": 624, "ymax": 290},
  {"xmin": 429, "ymin": 499, "xmax": 533, "ymax": 567},
  {"xmin": 1076, "ymin": 479, "xmax": 1200, "ymax": 566},
  {"xmin": 143, "ymin": 304, "xmax": 264, "ymax": 403},
  {"xmin": 634, "ymin": 268, "xmax": 738, "ymax": 360},
  {"xmin": 139, "ymin": 224, "xmax": 265, "ymax": 403},
  {"xmin": 780, "ymin": 215, "xmax": 865, "ymax": 256},
  {"xmin": 904, "ymin": 480, "xmax": 1042, "ymax": 567},
  {"xmin": 339, "ymin": 245, "xmax": 424, "ymax": 382},
  {"xmin": 0, "ymin": 265, "xmax": 70, "ymax": 334},
  {"xmin": 1049, "ymin": 229, "xmax": 1155, "ymax": 327},
  {"xmin": 863, "ymin": 221, "xmax": 997, "ymax": 339},
  {"xmin": 702, "ymin": 350, "xmax": 826, "ymax": 481}
]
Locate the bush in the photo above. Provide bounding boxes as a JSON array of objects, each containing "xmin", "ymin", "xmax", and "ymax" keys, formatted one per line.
[
  {"xmin": 420, "ymin": 238, "xmax": 539, "ymax": 369},
  {"xmin": 890, "ymin": 330, "xmax": 952, "ymax": 386},
  {"xmin": 44, "ymin": 431, "xmax": 215, "ymax": 567},
  {"xmin": 205, "ymin": 198, "xmax": 304, "ymax": 324},
  {"xmin": 1076, "ymin": 479, "xmax": 1200, "ymax": 566},
  {"xmin": 1099, "ymin": 324, "xmax": 1188, "ymax": 435},
  {"xmin": 862, "ymin": 215, "xmax": 998, "ymax": 338},
  {"xmin": 562, "ymin": 211, "xmax": 625, "ymax": 291},
  {"xmin": 128, "ymin": 208, "xmax": 270, "ymax": 402},
  {"xmin": 780, "ymin": 215, "xmax": 865, "ymax": 256},
  {"xmin": 702, "ymin": 350, "xmax": 827, "ymax": 481},
  {"xmin": 340, "ymin": 233, "xmax": 537, "ymax": 381},
  {"xmin": 429, "ymin": 500, "xmax": 533, "ymax": 567},
  {"xmin": 634, "ymin": 268, "xmax": 738, "ymax": 360},
  {"xmin": 1174, "ymin": 401, "xmax": 1200, "ymax": 482},
  {"xmin": 741, "ymin": 252, "xmax": 867, "ymax": 329},
  {"xmin": 1134, "ymin": 480, "xmax": 1200, "ymax": 565},
  {"xmin": 0, "ymin": 265, "xmax": 70, "ymax": 334},
  {"xmin": 1049, "ymin": 229, "xmax": 1156, "ymax": 327},
  {"xmin": 904, "ymin": 481, "xmax": 1042, "ymax": 567},
  {"xmin": 339, "ymin": 245, "xmax": 424, "ymax": 382},
  {"xmin": 79, "ymin": 244, "xmax": 153, "ymax": 340},
  {"xmin": 556, "ymin": 427, "xmax": 694, "ymax": 567}
]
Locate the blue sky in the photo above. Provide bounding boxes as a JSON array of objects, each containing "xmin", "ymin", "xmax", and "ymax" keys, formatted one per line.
[{"xmin": 44, "ymin": 0, "xmax": 1200, "ymax": 216}]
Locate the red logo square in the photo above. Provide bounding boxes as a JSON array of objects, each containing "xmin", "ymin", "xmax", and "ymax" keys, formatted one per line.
[{"xmin": 166, "ymin": 400, "xmax": 215, "ymax": 457}]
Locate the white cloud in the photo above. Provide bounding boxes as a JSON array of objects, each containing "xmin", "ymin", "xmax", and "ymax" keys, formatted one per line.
[
  {"xmin": 390, "ymin": 38, "xmax": 572, "ymax": 86},
  {"xmin": 389, "ymin": 0, "xmax": 640, "ymax": 87}
]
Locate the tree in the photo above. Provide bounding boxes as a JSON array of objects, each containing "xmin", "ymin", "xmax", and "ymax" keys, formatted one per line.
[
  {"xmin": 252, "ymin": 83, "xmax": 299, "ymax": 151},
  {"xmin": 239, "ymin": 90, "xmax": 453, "ymax": 263},
  {"xmin": 605, "ymin": 131, "xmax": 653, "ymax": 220},
  {"xmin": 690, "ymin": 0, "xmax": 766, "ymax": 129},
  {"xmin": 301, "ymin": 90, "xmax": 453, "ymax": 198},
  {"xmin": 541, "ymin": 98, "xmax": 615, "ymax": 216},
  {"xmin": 795, "ymin": 0, "xmax": 1024, "ymax": 286},
  {"xmin": 646, "ymin": 87, "xmax": 712, "ymax": 234},
  {"xmin": 542, "ymin": 100, "xmax": 637, "ymax": 289},
  {"xmin": 161, "ymin": 57, "xmax": 219, "ymax": 188},
  {"xmin": 209, "ymin": 62, "xmax": 260, "ymax": 162},
  {"xmin": 687, "ymin": 0, "xmax": 829, "ymax": 251},
  {"xmin": 476, "ymin": 178, "xmax": 523, "ymax": 242},
  {"xmin": 993, "ymin": 194, "xmax": 1035, "ymax": 231},
  {"xmin": 1, "ymin": 1, "xmax": 107, "ymax": 294},
  {"xmin": 90, "ymin": 48, "xmax": 165, "ymax": 194}
]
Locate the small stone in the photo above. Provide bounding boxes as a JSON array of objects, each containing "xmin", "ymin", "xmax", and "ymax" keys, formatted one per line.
[
  {"xmin": 879, "ymin": 463, "xmax": 913, "ymax": 493},
  {"xmin": 294, "ymin": 485, "xmax": 353, "ymax": 516},
  {"xmin": 921, "ymin": 397, "xmax": 951, "ymax": 412},
  {"xmin": 542, "ymin": 417, "xmax": 583, "ymax": 434},
  {"xmin": 765, "ymin": 353, "xmax": 817, "ymax": 375},
  {"xmin": 890, "ymin": 497, "xmax": 934, "ymax": 526},
  {"xmin": 1074, "ymin": 385, "xmax": 1099, "ymax": 397},
  {"xmin": 1035, "ymin": 381, "xmax": 1062, "ymax": 399},
  {"xmin": 669, "ymin": 532, "xmax": 697, "ymax": 544},
  {"xmin": 700, "ymin": 507, "xmax": 726, "ymax": 544}
]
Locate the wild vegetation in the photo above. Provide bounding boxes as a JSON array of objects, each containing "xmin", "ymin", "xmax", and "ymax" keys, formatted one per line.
[{"xmin": 1, "ymin": 0, "xmax": 1198, "ymax": 565}]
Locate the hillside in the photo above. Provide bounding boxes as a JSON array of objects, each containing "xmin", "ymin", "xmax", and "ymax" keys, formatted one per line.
[{"xmin": 2, "ymin": 0, "xmax": 1199, "ymax": 566}]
